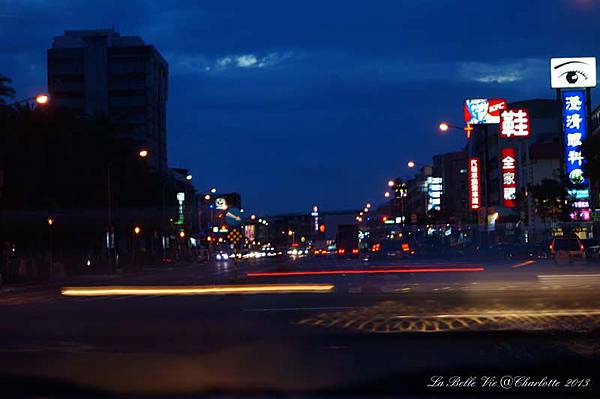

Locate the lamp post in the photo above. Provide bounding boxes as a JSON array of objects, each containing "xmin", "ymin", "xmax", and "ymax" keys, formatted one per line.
[
  {"xmin": 47, "ymin": 217, "xmax": 54, "ymax": 280},
  {"xmin": 106, "ymin": 149, "xmax": 149, "ymax": 272},
  {"xmin": 438, "ymin": 120, "xmax": 488, "ymax": 245}
]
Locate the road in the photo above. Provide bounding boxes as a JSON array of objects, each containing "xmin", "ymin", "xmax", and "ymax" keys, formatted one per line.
[{"xmin": 1, "ymin": 255, "xmax": 600, "ymax": 397}]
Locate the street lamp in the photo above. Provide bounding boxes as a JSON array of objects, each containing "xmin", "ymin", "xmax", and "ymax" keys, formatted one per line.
[
  {"xmin": 387, "ymin": 180, "xmax": 395, "ymax": 187},
  {"xmin": 186, "ymin": 174, "xmax": 192, "ymax": 181},
  {"xmin": 138, "ymin": 149, "xmax": 149, "ymax": 158},
  {"xmin": 384, "ymin": 191, "xmax": 390, "ymax": 198},
  {"xmin": 35, "ymin": 94, "xmax": 49, "ymax": 105},
  {"xmin": 134, "ymin": 226, "xmax": 141, "ymax": 235},
  {"xmin": 210, "ymin": 188, "xmax": 217, "ymax": 193},
  {"xmin": 407, "ymin": 160, "xmax": 416, "ymax": 168}
]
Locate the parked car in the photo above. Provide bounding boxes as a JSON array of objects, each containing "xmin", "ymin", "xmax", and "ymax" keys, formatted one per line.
[{"xmin": 549, "ymin": 237, "xmax": 586, "ymax": 262}]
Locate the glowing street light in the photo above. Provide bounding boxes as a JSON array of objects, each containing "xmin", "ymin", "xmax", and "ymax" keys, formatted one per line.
[
  {"xmin": 204, "ymin": 194, "xmax": 211, "ymax": 200},
  {"xmin": 138, "ymin": 149, "xmax": 149, "ymax": 158},
  {"xmin": 251, "ymin": 214, "xmax": 256, "ymax": 220},
  {"xmin": 35, "ymin": 94, "xmax": 49, "ymax": 105},
  {"xmin": 439, "ymin": 122, "xmax": 449, "ymax": 132},
  {"xmin": 210, "ymin": 188, "xmax": 217, "ymax": 193},
  {"xmin": 384, "ymin": 192, "xmax": 390, "ymax": 198},
  {"xmin": 366, "ymin": 203, "xmax": 371, "ymax": 208},
  {"xmin": 387, "ymin": 180, "xmax": 395, "ymax": 187},
  {"xmin": 186, "ymin": 174, "xmax": 193, "ymax": 181},
  {"xmin": 134, "ymin": 226, "xmax": 141, "ymax": 235},
  {"xmin": 407, "ymin": 160, "xmax": 416, "ymax": 168},
  {"xmin": 47, "ymin": 217, "xmax": 54, "ymax": 226}
]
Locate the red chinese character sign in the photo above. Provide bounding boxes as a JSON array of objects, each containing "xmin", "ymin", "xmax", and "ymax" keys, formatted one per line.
[
  {"xmin": 500, "ymin": 108, "xmax": 530, "ymax": 138},
  {"xmin": 469, "ymin": 158, "xmax": 481, "ymax": 210},
  {"xmin": 501, "ymin": 148, "xmax": 517, "ymax": 208}
]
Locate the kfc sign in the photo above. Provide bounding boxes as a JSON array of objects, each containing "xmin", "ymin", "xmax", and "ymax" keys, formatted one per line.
[
  {"xmin": 501, "ymin": 148, "xmax": 517, "ymax": 208},
  {"xmin": 464, "ymin": 98, "xmax": 507, "ymax": 124},
  {"xmin": 500, "ymin": 108, "xmax": 530, "ymax": 138},
  {"xmin": 468, "ymin": 158, "xmax": 481, "ymax": 210}
]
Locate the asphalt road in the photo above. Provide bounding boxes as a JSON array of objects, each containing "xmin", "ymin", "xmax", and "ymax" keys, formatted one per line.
[{"xmin": 1, "ymin": 255, "xmax": 600, "ymax": 397}]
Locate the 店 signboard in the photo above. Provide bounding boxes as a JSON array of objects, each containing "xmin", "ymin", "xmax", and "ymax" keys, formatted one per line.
[
  {"xmin": 464, "ymin": 98, "xmax": 507, "ymax": 124},
  {"xmin": 500, "ymin": 108, "xmax": 530, "ymax": 138},
  {"xmin": 468, "ymin": 158, "xmax": 480, "ymax": 210},
  {"xmin": 550, "ymin": 57, "xmax": 596, "ymax": 89},
  {"xmin": 501, "ymin": 148, "xmax": 517, "ymax": 208}
]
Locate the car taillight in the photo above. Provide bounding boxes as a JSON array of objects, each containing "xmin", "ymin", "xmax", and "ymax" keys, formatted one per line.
[
  {"xmin": 351, "ymin": 249, "xmax": 359, "ymax": 254},
  {"xmin": 580, "ymin": 244, "xmax": 585, "ymax": 252},
  {"xmin": 549, "ymin": 244, "xmax": 553, "ymax": 251},
  {"xmin": 338, "ymin": 249, "xmax": 345, "ymax": 254}
]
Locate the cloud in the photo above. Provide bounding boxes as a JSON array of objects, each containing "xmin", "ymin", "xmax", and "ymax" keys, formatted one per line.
[{"xmin": 458, "ymin": 59, "xmax": 547, "ymax": 84}]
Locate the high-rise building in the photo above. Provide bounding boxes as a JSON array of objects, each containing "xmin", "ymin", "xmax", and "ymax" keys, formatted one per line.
[{"xmin": 47, "ymin": 29, "xmax": 168, "ymax": 173}]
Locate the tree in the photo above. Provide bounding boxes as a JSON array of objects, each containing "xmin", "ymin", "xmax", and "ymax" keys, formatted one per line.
[
  {"xmin": 529, "ymin": 179, "xmax": 573, "ymax": 232},
  {"xmin": 0, "ymin": 74, "xmax": 16, "ymax": 105}
]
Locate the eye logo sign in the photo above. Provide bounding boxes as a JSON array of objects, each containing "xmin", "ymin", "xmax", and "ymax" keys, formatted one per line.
[{"xmin": 550, "ymin": 57, "xmax": 596, "ymax": 89}]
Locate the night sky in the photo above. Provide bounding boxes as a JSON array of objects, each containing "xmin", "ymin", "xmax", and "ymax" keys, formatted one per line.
[{"xmin": 2, "ymin": 0, "xmax": 600, "ymax": 214}]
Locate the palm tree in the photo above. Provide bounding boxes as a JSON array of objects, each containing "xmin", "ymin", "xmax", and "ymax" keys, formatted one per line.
[{"xmin": 0, "ymin": 74, "xmax": 16, "ymax": 105}]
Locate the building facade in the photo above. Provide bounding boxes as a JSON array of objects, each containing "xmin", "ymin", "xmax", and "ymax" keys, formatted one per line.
[{"xmin": 47, "ymin": 29, "xmax": 168, "ymax": 173}]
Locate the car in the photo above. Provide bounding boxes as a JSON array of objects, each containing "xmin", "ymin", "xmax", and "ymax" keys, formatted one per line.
[{"xmin": 549, "ymin": 237, "xmax": 586, "ymax": 262}]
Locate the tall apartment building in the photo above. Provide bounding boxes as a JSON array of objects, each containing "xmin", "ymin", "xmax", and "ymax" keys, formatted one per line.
[{"xmin": 47, "ymin": 29, "xmax": 168, "ymax": 173}]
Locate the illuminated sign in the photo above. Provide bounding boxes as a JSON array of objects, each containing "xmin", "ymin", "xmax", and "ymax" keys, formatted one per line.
[
  {"xmin": 426, "ymin": 176, "xmax": 443, "ymax": 211},
  {"xmin": 551, "ymin": 57, "xmax": 596, "ymax": 89},
  {"xmin": 562, "ymin": 90, "xmax": 588, "ymax": 187},
  {"xmin": 244, "ymin": 225, "xmax": 255, "ymax": 241},
  {"xmin": 501, "ymin": 148, "xmax": 517, "ymax": 208},
  {"xmin": 500, "ymin": 108, "xmax": 530, "ymax": 138},
  {"xmin": 215, "ymin": 197, "xmax": 227, "ymax": 210},
  {"xmin": 464, "ymin": 98, "xmax": 507, "ymax": 124},
  {"xmin": 176, "ymin": 192, "xmax": 185, "ymax": 225},
  {"xmin": 569, "ymin": 188, "xmax": 589, "ymax": 199},
  {"xmin": 469, "ymin": 158, "xmax": 481, "ymax": 210},
  {"xmin": 311, "ymin": 205, "xmax": 319, "ymax": 231}
]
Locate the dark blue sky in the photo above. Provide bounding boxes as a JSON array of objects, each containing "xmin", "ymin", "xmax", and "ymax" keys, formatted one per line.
[{"xmin": 2, "ymin": 0, "xmax": 600, "ymax": 214}]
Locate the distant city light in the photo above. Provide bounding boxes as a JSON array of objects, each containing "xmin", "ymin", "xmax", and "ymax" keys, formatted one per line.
[
  {"xmin": 210, "ymin": 188, "xmax": 217, "ymax": 193},
  {"xmin": 134, "ymin": 226, "xmax": 141, "ymax": 235},
  {"xmin": 186, "ymin": 174, "xmax": 192, "ymax": 180},
  {"xmin": 251, "ymin": 214, "xmax": 256, "ymax": 220},
  {"xmin": 366, "ymin": 203, "xmax": 371, "ymax": 208},
  {"xmin": 204, "ymin": 194, "xmax": 211, "ymax": 200}
]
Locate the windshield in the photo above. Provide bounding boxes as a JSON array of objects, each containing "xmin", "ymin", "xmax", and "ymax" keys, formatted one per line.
[{"xmin": 2, "ymin": 1, "xmax": 600, "ymax": 398}]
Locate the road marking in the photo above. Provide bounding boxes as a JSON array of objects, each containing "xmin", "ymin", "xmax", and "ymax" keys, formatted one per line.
[
  {"xmin": 245, "ymin": 306, "xmax": 354, "ymax": 312},
  {"xmin": 512, "ymin": 260, "xmax": 536, "ymax": 268}
]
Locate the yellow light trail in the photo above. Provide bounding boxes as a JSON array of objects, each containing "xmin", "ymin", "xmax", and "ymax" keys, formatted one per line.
[{"xmin": 61, "ymin": 284, "xmax": 335, "ymax": 297}]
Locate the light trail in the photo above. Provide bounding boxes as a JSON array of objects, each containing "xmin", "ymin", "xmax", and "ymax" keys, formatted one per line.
[
  {"xmin": 61, "ymin": 284, "xmax": 335, "ymax": 296},
  {"xmin": 247, "ymin": 267, "xmax": 484, "ymax": 277},
  {"xmin": 512, "ymin": 260, "xmax": 536, "ymax": 268}
]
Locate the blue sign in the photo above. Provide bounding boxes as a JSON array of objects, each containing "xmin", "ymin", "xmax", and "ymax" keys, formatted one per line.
[
  {"xmin": 562, "ymin": 90, "xmax": 588, "ymax": 187},
  {"xmin": 225, "ymin": 207, "xmax": 242, "ymax": 227}
]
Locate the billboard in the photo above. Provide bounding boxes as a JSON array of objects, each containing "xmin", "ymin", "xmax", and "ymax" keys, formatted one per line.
[
  {"xmin": 464, "ymin": 98, "xmax": 507, "ymax": 124},
  {"xmin": 468, "ymin": 158, "xmax": 481, "ymax": 210},
  {"xmin": 501, "ymin": 148, "xmax": 517, "ymax": 208},
  {"xmin": 562, "ymin": 90, "xmax": 588, "ymax": 187},
  {"xmin": 550, "ymin": 57, "xmax": 596, "ymax": 89},
  {"xmin": 500, "ymin": 108, "xmax": 530, "ymax": 138}
]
